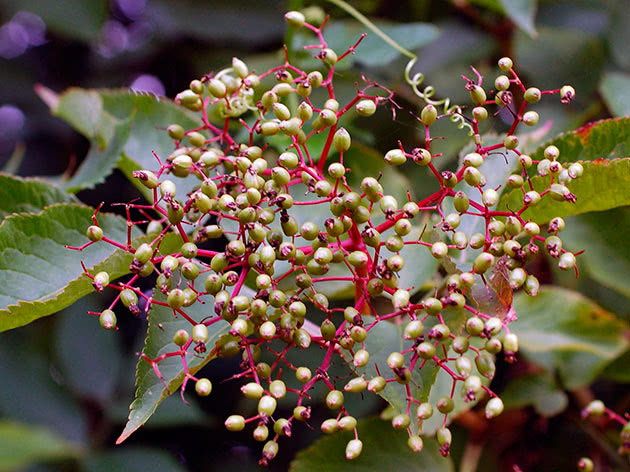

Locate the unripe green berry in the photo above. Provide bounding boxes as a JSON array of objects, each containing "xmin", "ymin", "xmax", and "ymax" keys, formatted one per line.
[
  {"xmin": 333, "ymin": 127, "xmax": 351, "ymax": 152},
  {"xmin": 498, "ymin": 56, "xmax": 513, "ymax": 71},
  {"xmin": 522, "ymin": 110, "xmax": 539, "ymax": 126},
  {"xmin": 469, "ymin": 85, "xmax": 487, "ymax": 105},
  {"xmin": 368, "ymin": 376, "xmax": 386, "ymax": 393},
  {"xmin": 99, "ymin": 309, "xmax": 117, "ymax": 329},
  {"xmin": 495, "ymin": 75, "xmax": 510, "ymax": 90},
  {"xmin": 421, "ymin": 104, "xmax": 437, "ymax": 126},
  {"xmin": 356, "ymin": 99, "xmax": 376, "ymax": 116},
  {"xmin": 172, "ymin": 328, "xmax": 189, "ymax": 346},
  {"xmin": 392, "ymin": 413, "xmax": 410, "ymax": 430},
  {"xmin": 485, "ymin": 397, "xmax": 504, "ymax": 419},
  {"xmin": 408, "ymin": 436, "xmax": 424, "ymax": 452},
  {"xmin": 195, "ymin": 378, "xmax": 212, "ymax": 396},
  {"xmin": 524, "ymin": 87, "xmax": 541, "ymax": 103},
  {"xmin": 326, "ymin": 390, "xmax": 344, "ymax": 409},
  {"xmin": 384, "ymin": 148, "xmax": 407, "ymax": 166},
  {"xmin": 225, "ymin": 415, "xmax": 245, "ymax": 432}
]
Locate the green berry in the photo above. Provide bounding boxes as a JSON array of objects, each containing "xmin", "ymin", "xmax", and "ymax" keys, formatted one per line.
[
  {"xmin": 225, "ymin": 415, "xmax": 245, "ymax": 431},
  {"xmin": 99, "ymin": 309, "xmax": 117, "ymax": 329},
  {"xmin": 421, "ymin": 104, "xmax": 437, "ymax": 126},
  {"xmin": 195, "ymin": 378, "xmax": 212, "ymax": 396}
]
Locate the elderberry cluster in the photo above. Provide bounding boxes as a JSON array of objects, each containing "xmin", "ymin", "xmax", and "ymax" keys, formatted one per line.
[{"xmin": 70, "ymin": 9, "xmax": 582, "ymax": 465}]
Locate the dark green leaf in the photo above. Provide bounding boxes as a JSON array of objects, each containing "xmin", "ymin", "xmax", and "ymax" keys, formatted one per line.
[
  {"xmin": 600, "ymin": 72, "xmax": 630, "ymax": 118},
  {"xmin": 499, "ymin": 158, "xmax": 630, "ymax": 224},
  {"xmin": 498, "ymin": 0, "xmax": 537, "ymax": 37},
  {"xmin": 54, "ymin": 294, "xmax": 123, "ymax": 403},
  {"xmin": 81, "ymin": 448, "xmax": 187, "ymax": 472},
  {"xmin": 117, "ymin": 254, "xmax": 232, "ymax": 444},
  {"xmin": 562, "ymin": 208, "xmax": 630, "ymax": 298},
  {"xmin": 0, "ymin": 420, "xmax": 80, "ymax": 472},
  {"xmin": 0, "ymin": 174, "xmax": 76, "ymax": 220},
  {"xmin": 0, "ymin": 204, "xmax": 141, "ymax": 332},
  {"xmin": 501, "ymin": 371, "xmax": 568, "ymax": 417},
  {"xmin": 512, "ymin": 287, "xmax": 630, "ymax": 389},
  {"xmin": 290, "ymin": 417, "xmax": 453, "ymax": 472},
  {"xmin": 40, "ymin": 87, "xmax": 201, "ymax": 196},
  {"xmin": 0, "ymin": 331, "xmax": 88, "ymax": 443}
]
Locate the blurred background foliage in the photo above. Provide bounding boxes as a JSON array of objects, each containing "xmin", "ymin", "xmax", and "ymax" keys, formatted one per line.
[{"xmin": 0, "ymin": 0, "xmax": 629, "ymax": 471}]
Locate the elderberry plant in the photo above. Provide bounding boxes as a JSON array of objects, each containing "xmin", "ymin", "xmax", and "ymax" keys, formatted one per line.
[{"xmin": 67, "ymin": 9, "xmax": 584, "ymax": 465}]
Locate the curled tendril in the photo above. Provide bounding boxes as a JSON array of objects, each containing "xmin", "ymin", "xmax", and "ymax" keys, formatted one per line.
[{"xmin": 405, "ymin": 58, "xmax": 474, "ymax": 136}]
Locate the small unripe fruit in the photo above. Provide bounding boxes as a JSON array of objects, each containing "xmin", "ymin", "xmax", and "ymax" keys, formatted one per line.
[
  {"xmin": 173, "ymin": 328, "xmax": 189, "ymax": 346},
  {"xmin": 498, "ymin": 56, "xmax": 513, "ymax": 71},
  {"xmin": 473, "ymin": 106, "xmax": 488, "ymax": 120},
  {"xmin": 485, "ymin": 397, "xmax": 504, "ymax": 419},
  {"xmin": 421, "ymin": 104, "xmax": 438, "ymax": 126},
  {"xmin": 333, "ymin": 127, "xmax": 351, "ymax": 152},
  {"xmin": 560, "ymin": 85, "xmax": 576, "ymax": 104},
  {"xmin": 195, "ymin": 378, "xmax": 212, "ymax": 396},
  {"xmin": 417, "ymin": 402, "xmax": 433, "ymax": 420},
  {"xmin": 258, "ymin": 395, "xmax": 277, "ymax": 416},
  {"xmin": 392, "ymin": 413, "xmax": 410, "ymax": 430},
  {"xmin": 326, "ymin": 390, "xmax": 344, "ymax": 409},
  {"xmin": 351, "ymin": 99, "xmax": 376, "ymax": 119},
  {"xmin": 522, "ymin": 110, "xmax": 539, "ymax": 126},
  {"xmin": 469, "ymin": 85, "xmax": 487, "ymax": 105},
  {"xmin": 524, "ymin": 87, "xmax": 541, "ymax": 103},
  {"xmin": 99, "ymin": 309, "xmax": 117, "ymax": 329},
  {"xmin": 384, "ymin": 149, "xmax": 407, "ymax": 166},
  {"xmin": 225, "ymin": 415, "xmax": 245, "ymax": 432},
  {"xmin": 408, "ymin": 435, "xmax": 424, "ymax": 452}
]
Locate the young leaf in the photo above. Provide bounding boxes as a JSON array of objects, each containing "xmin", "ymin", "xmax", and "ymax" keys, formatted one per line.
[
  {"xmin": 0, "ymin": 204, "xmax": 140, "ymax": 332},
  {"xmin": 0, "ymin": 174, "xmax": 76, "ymax": 220},
  {"xmin": 499, "ymin": 158, "xmax": 630, "ymax": 224},
  {"xmin": 290, "ymin": 417, "xmax": 453, "ymax": 472},
  {"xmin": 512, "ymin": 287, "xmax": 630, "ymax": 390}
]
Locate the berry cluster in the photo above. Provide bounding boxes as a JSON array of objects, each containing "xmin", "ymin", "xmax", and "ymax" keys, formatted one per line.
[{"xmin": 69, "ymin": 10, "xmax": 582, "ymax": 465}]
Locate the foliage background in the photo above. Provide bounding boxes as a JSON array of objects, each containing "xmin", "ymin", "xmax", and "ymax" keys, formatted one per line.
[{"xmin": 0, "ymin": 0, "xmax": 629, "ymax": 471}]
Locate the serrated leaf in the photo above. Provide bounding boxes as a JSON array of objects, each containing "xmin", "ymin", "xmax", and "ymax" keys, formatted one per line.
[
  {"xmin": 562, "ymin": 208, "xmax": 630, "ymax": 298},
  {"xmin": 117, "ymin": 258, "xmax": 231, "ymax": 444},
  {"xmin": 501, "ymin": 371, "xmax": 568, "ymax": 417},
  {"xmin": 499, "ymin": 158, "xmax": 630, "ymax": 224},
  {"xmin": 0, "ymin": 174, "xmax": 76, "ymax": 220},
  {"xmin": 0, "ymin": 203, "xmax": 141, "ymax": 332},
  {"xmin": 600, "ymin": 72, "xmax": 630, "ymax": 118},
  {"xmin": 512, "ymin": 287, "xmax": 630, "ymax": 390},
  {"xmin": 530, "ymin": 117, "xmax": 630, "ymax": 163},
  {"xmin": 341, "ymin": 310, "xmax": 482, "ymax": 436},
  {"xmin": 0, "ymin": 420, "xmax": 81, "ymax": 472},
  {"xmin": 290, "ymin": 417, "xmax": 453, "ymax": 472},
  {"xmin": 498, "ymin": 0, "xmax": 537, "ymax": 37},
  {"xmin": 40, "ymin": 87, "xmax": 201, "ymax": 196}
]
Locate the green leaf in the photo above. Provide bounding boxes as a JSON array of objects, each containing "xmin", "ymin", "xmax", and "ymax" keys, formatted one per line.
[
  {"xmin": 116, "ymin": 258, "xmax": 231, "ymax": 444},
  {"xmin": 0, "ymin": 420, "xmax": 80, "ymax": 472},
  {"xmin": 499, "ymin": 158, "xmax": 630, "ymax": 224},
  {"xmin": 0, "ymin": 203, "xmax": 141, "ymax": 332},
  {"xmin": 62, "ymin": 116, "xmax": 133, "ymax": 193},
  {"xmin": 608, "ymin": 0, "xmax": 630, "ymax": 70},
  {"xmin": 324, "ymin": 20, "xmax": 439, "ymax": 67},
  {"xmin": 290, "ymin": 417, "xmax": 453, "ymax": 472},
  {"xmin": 501, "ymin": 371, "xmax": 568, "ymax": 417},
  {"xmin": 342, "ymin": 311, "xmax": 480, "ymax": 436},
  {"xmin": 54, "ymin": 294, "xmax": 123, "ymax": 403},
  {"xmin": 600, "ymin": 72, "xmax": 630, "ymax": 118},
  {"xmin": 530, "ymin": 117, "xmax": 630, "ymax": 163},
  {"xmin": 511, "ymin": 287, "xmax": 630, "ymax": 389},
  {"xmin": 0, "ymin": 174, "xmax": 76, "ymax": 220},
  {"xmin": 41, "ymin": 87, "xmax": 201, "ymax": 196},
  {"xmin": 562, "ymin": 208, "xmax": 630, "ymax": 298},
  {"xmin": 498, "ymin": 0, "xmax": 537, "ymax": 37},
  {"xmin": 81, "ymin": 448, "xmax": 187, "ymax": 472}
]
